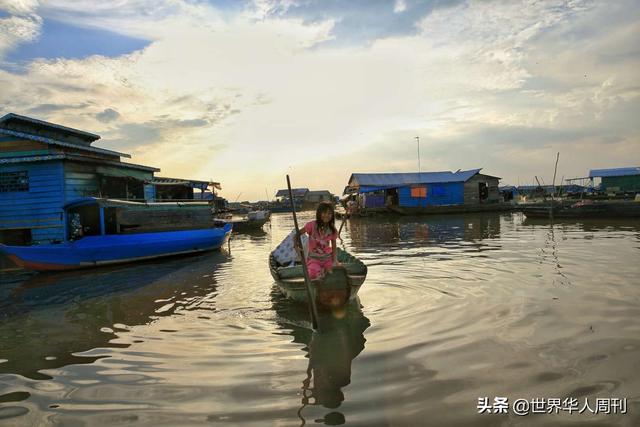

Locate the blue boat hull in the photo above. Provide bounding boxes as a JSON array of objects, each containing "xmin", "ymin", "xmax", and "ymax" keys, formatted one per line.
[{"xmin": 0, "ymin": 225, "xmax": 232, "ymax": 271}]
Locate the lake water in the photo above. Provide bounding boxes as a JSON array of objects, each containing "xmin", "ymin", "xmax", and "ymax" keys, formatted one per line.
[{"xmin": 0, "ymin": 212, "xmax": 639, "ymax": 426}]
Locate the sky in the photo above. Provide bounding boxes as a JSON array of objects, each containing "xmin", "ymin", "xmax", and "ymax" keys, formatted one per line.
[{"xmin": 0, "ymin": 0, "xmax": 638, "ymax": 201}]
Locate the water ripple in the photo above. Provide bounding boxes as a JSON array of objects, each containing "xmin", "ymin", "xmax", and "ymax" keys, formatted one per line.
[{"xmin": 0, "ymin": 212, "xmax": 638, "ymax": 425}]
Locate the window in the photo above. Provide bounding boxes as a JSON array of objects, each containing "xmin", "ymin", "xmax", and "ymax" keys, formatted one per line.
[
  {"xmin": 0, "ymin": 171, "xmax": 29, "ymax": 192},
  {"xmin": 410, "ymin": 186, "xmax": 427, "ymax": 198}
]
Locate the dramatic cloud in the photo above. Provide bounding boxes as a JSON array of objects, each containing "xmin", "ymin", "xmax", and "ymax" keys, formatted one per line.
[
  {"xmin": 0, "ymin": 0, "xmax": 42, "ymax": 59},
  {"xmin": 0, "ymin": 0, "xmax": 638, "ymax": 199},
  {"xmin": 95, "ymin": 107, "xmax": 120, "ymax": 123}
]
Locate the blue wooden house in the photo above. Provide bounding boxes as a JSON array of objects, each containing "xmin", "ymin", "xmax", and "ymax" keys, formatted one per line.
[
  {"xmin": 0, "ymin": 113, "xmax": 164, "ymax": 245},
  {"xmin": 344, "ymin": 169, "xmax": 502, "ymax": 212}
]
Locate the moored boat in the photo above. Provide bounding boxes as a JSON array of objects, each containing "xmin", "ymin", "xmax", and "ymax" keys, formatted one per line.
[
  {"xmin": 0, "ymin": 198, "xmax": 232, "ymax": 271},
  {"xmin": 226, "ymin": 210, "xmax": 271, "ymax": 233},
  {"xmin": 269, "ymin": 248, "xmax": 367, "ymax": 308},
  {"xmin": 521, "ymin": 200, "xmax": 640, "ymax": 219}
]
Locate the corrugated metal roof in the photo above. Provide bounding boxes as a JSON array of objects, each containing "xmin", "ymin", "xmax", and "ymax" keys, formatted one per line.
[
  {"xmin": 589, "ymin": 167, "xmax": 640, "ymax": 178},
  {"xmin": 153, "ymin": 176, "xmax": 215, "ymax": 186},
  {"xmin": 350, "ymin": 169, "xmax": 483, "ymax": 187},
  {"xmin": 0, "ymin": 154, "xmax": 66, "ymax": 164},
  {"xmin": 0, "ymin": 153, "xmax": 159, "ymax": 172},
  {"xmin": 0, "ymin": 112, "xmax": 100, "ymax": 142},
  {"xmin": 0, "ymin": 128, "xmax": 131, "ymax": 158},
  {"xmin": 151, "ymin": 177, "xmax": 220, "ymax": 189}
]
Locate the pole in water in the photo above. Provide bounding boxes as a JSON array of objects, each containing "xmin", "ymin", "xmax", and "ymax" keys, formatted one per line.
[
  {"xmin": 552, "ymin": 152, "xmax": 560, "ymax": 200},
  {"xmin": 287, "ymin": 175, "xmax": 320, "ymax": 330},
  {"xmin": 415, "ymin": 136, "xmax": 421, "ymax": 174}
]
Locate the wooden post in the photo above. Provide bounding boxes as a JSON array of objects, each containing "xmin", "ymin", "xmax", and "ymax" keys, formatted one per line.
[
  {"xmin": 287, "ymin": 175, "xmax": 320, "ymax": 330},
  {"xmin": 552, "ymin": 152, "xmax": 560, "ymax": 200}
]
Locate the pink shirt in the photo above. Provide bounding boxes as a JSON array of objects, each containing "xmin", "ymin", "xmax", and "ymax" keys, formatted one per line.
[{"xmin": 304, "ymin": 220, "xmax": 337, "ymax": 259}]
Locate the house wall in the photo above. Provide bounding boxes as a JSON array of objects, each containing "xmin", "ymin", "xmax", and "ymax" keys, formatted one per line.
[
  {"xmin": 305, "ymin": 192, "xmax": 332, "ymax": 203},
  {"xmin": 0, "ymin": 160, "xmax": 66, "ymax": 244},
  {"xmin": 364, "ymin": 194, "xmax": 385, "ymax": 208},
  {"xmin": 64, "ymin": 162, "xmax": 100, "ymax": 200},
  {"xmin": 144, "ymin": 184, "xmax": 156, "ymax": 200},
  {"xmin": 0, "ymin": 136, "xmax": 52, "ymax": 158},
  {"xmin": 398, "ymin": 182, "xmax": 464, "ymax": 207},
  {"xmin": 64, "ymin": 161, "xmax": 154, "ymax": 200},
  {"xmin": 464, "ymin": 174, "xmax": 501, "ymax": 204},
  {"xmin": 602, "ymin": 175, "xmax": 640, "ymax": 193},
  {"xmin": 1, "ymin": 160, "xmax": 156, "ymax": 245}
]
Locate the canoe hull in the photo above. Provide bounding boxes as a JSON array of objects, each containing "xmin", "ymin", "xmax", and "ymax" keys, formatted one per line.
[
  {"xmin": 229, "ymin": 217, "xmax": 269, "ymax": 232},
  {"xmin": 0, "ymin": 225, "xmax": 232, "ymax": 271},
  {"xmin": 269, "ymin": 249, "xmax": 367, "ymax": 308}
]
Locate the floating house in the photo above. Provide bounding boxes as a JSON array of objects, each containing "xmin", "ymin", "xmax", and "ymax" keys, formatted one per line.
[
  {"xmin": 275, "ymin": 188, "xmax": 309, "ymax": 203},
  {"xmin": 344, "ymin": 169, "xmax": 503, "ymax": 214},
  {"xmin": 274, "ymin": 188, "xmax": 335, "ymax": 211},
  {"xmin": 589, "ymin": 167, "xmax": 640, "ymax": 194},
  {"xmin": 304, "ymin": 190, "xmax": 333, "ymax": 204},
  {"xmin": 0, "ymin": 113, "xmax": 219, "ymax": 246}
]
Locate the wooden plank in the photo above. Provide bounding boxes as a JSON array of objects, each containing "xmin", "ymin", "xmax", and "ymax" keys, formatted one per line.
[
  {"xmin": 0, "ymin": 196, "xmax": 64, "ymax": 206},
  {"xmin": 0, "ymin": 223, "xmax": 61, "ymax": 230},
  {"xmin": 64, "ymin": 172, "xmax": 97, "ymax": 179},
  {"xmin": 31, "ymin": 227, "xmax": 65, "ymax": 242},
  {"xmin": 0, "ymin": 203, "xmax": 62, "ymax": 217},
  {"xmin": 0, "ymin": 207, "xmax": 63, "ymax": 218},
  {"xmin": 0, "ymin": 212, "xmax": 62, "ymax": 224},
  {"xmin": 0, "ymin": 139, "xmax": 49, "ymax": 152},
  {"xmin": 1, "ymin": 172, "xmax": 61, "ymax": 182},
  {"xmin": 65, "ymin": 178, "xmax": 98, "ymax": 186}
]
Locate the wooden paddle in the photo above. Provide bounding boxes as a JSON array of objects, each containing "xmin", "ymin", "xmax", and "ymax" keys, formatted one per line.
[{"xmin": 287, "ymin": 175, "xmax": 320, "ymax": 330}]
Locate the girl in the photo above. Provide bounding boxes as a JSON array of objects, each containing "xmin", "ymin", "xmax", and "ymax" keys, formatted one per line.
[{"xmin": 297, "ymin": 201, "xmax": 340, "ymax": 280}]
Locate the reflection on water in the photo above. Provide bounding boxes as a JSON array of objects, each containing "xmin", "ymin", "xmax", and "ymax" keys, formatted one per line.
[
  {"xmin": 272, "ymin": 296, "xmax": 369, "ymax": 426},
  {"xmin": 347, "ymin": 213, "xmax": 502, "ymax": 248},
  {"xmin": 0, "ymin": 211, "xmax": 639, "ymax": 426},
  {"xmin": 0, "ymin": 252, "xmax": 230, "ymax": 380}
]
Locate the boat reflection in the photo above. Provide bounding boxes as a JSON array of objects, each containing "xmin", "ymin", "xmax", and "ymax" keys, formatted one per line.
[
  {"xmin": 0, "ymin": 252, "xmax": 230, "ymax": 380},
  {"xmin": 345, "ymin": 212, "xmax": 504, "ymax": 252},
  {"xmin": 272, "ymin": 294, "xmax": 370, "ymax": 426}
]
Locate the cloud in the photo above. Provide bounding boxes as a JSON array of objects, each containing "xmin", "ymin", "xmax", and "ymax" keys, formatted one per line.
[
  {"xmin": 0, "ymin": 0, "xmax": 42, "ymax": 59},
  {"xmin": 0, "ymin": 0, "xmax": 638, "ymax": 201},
  {"xmin": 0, "ymin": 0, "xmax": 39, "ymax": 15},
  {"xmin": 95, "ymin": 107, "xmax": 120, "ymax": 123},
  {"xmin": 394, "ymin": 0, "xmax": 407, "ymax": 14},
  {"xmin": 26, "ymin": 102, "xmax": 91, "ymax": 115}
]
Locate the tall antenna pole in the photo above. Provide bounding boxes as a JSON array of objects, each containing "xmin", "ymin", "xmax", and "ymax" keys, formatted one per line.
[{"xmin": 415, "ymin": 136, "xmax": 421, "ymax": 174}]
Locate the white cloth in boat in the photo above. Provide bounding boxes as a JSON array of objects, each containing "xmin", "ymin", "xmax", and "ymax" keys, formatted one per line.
[{"xmin": 273, "ymin": 230, "xmax": 308, "ymax": 266}]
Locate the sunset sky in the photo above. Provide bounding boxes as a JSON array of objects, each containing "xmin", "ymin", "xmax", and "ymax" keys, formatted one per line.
[{"xmin": 1, "ymin": 0, "xmax": 638, "ymax": 201}]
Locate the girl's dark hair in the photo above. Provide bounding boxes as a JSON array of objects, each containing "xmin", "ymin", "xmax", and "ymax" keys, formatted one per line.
[{"xmin": 315, "ymin": 201, "xmax": 337, "ymax": 235}]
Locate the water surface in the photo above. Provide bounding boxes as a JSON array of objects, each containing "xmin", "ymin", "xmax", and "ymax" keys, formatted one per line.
[{"xmin": 1, "ymin": 212, "xmax": 639, "ymax": 426}]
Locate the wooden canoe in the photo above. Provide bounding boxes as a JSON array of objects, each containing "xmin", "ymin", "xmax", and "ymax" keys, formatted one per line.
[{"xmin": 269, "ymin": 248, "xmax": 367, "ymax": 308}]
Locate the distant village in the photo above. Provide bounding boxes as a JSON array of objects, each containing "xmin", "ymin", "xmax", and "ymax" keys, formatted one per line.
[{"xmin": 1, "ymin": 113, "xmax": 639, "ymax": 247}]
